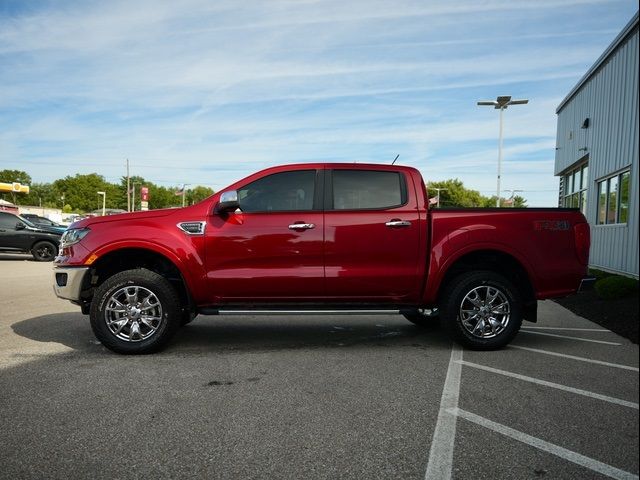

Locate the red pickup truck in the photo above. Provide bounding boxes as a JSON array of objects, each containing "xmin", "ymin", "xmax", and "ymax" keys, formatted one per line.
[{"xmin": 53, "ymin": 163, "xmax": 592, "ymax": 354}]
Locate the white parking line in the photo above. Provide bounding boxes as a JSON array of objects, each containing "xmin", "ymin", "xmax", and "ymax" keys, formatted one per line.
[
  {"xmin": 458, "ymin": 360, "xmax": 639, "ymax": 410},
  {"xmin": 424, "ymin": 344, "xmax": 463, "ymax": 480},
  {"xmin": 510, "ymin": 345, "xmax": 639, "ymax": 372},
  {"xmin": 522, "ymin": 326, "xmax": 611, "ymax": 332},
  {"xmin": 520, "ymin": 330, "xmax": 622, "ymax": 345},
  {"xmin": 450, "ymin": 408, "xmax": 639, "ymax": 480}
]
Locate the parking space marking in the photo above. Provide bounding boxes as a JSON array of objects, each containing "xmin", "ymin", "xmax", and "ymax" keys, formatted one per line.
[
  {"xmin": 520, "ymin": 330, "xmax": 622, "ymax": 345},
  {"xmin": 458, "ymin": 361, "xmax": 639, "ymax": 409},
  {"xmin": 510, "ymin": 346, "xmax": 639, "ymax": 372},
  {"xmin": 424, "ymin": 344, "xmax": 463, "ymax": 480},
  {"xmin": 522, "ymin": 326, "xmax": 611, "ymax": 332},
  {"xmin": 449, "ymin": 408, "xmax": 639, "ymax": 480}
]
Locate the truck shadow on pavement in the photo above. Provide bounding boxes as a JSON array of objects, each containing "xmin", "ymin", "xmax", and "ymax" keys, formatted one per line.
[{"xmin": 11, "ymin": 313, "xmax": 450, "ymax": 354}]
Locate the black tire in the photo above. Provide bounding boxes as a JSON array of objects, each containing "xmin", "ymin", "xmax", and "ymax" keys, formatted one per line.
[
  {"xmin": 403, "ymin": 309, "xmax": 439, "ymax": 328},
  {"xmin": 31, "ymin": 241, "xmax": 57, "ymax": 261},
  {"xmin": 90, "ymin": 268, "xmax": 181, "ymax": 354},
  {"xmin": 440, "ymin": 270, "xmax": 522, "ymax": 350}
]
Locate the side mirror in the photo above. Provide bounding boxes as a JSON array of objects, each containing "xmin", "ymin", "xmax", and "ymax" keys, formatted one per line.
[
  {"xmin": 15, "ymin": 222, "xmax": 25, "ymax": 230},
  {"xmin": 214, "ymin": 190, "xmax": 240, "ymax": 214}
]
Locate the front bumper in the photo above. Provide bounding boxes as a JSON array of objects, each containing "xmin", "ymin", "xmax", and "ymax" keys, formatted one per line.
[
  {"xmin": 578, "ymin": 276, "xmax": 597, "ymax": 292},
  {"xmin": 53, "ymin": 266, "xmax": 90, "ymax": 301}
]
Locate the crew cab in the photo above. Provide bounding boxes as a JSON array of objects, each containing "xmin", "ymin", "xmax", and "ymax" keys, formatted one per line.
[{"xmin": 53, "ymin": 163, "xmax": 592, "ymax": 354}]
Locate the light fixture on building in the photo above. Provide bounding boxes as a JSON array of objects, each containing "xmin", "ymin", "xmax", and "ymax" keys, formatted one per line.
[{"xmin": 581, "ymin": 118, "xmax": 590, "ymax": 129}]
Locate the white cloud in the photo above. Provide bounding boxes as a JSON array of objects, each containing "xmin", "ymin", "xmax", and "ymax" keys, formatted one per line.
[{"xmin": 0, "ymin": 0, "xmax": 635, "ymax": 209}]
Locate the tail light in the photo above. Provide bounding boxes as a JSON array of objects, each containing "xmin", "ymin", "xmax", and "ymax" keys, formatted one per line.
[{"xmin": 573, "ymin": 222, "xmax": 590, "ymax": 265}]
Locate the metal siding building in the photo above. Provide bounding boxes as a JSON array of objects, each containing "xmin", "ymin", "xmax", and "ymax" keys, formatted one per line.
[{"xmin": 555, "ymin": 12, "xmax": 639, "ymax": 278}]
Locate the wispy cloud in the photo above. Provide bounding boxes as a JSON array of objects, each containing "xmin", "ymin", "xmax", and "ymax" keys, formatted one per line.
[{"xmin": 0, "ymin": 0, "xmax": 637, "ymax": 206}]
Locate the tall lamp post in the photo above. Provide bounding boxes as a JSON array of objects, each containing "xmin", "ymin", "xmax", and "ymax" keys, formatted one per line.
[
  {"xmin": 182, "ymin": 184, "xmax": 190, "ymax": 207},
  {"xmin": 477, "ymin": 96, "xmax": 528, "ymax": 207},
  {"xmin": 97, "ymin": 191, "xmax": 106, "ymax": 217}
]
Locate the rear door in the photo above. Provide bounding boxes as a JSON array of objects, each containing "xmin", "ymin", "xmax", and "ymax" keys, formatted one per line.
[
  {"xmin": 205, "ymin": 168, "xmax": 325, "ymax": 302},
  {"xmin": 324, "ymin": 168, "xmax": 421, "ymax": 302}
]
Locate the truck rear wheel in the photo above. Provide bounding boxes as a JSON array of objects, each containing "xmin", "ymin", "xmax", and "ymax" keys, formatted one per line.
[
  {"xmin": 90, "ymin": 268, "xmax": 181, "ymax": 354},
  {"xmin": 441, "ymin": 270, "xmax": 522, "ymax": 350}
]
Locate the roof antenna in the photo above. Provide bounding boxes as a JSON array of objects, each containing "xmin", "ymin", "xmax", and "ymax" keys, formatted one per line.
[{"xmin": 391, "ymin": 154, "xmax": 399, "ymax": 165}]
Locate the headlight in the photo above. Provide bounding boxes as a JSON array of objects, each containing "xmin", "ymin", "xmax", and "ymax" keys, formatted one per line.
[{"xmin": 61, "ymin": 228, "xmax": 90, "ymax": 247}]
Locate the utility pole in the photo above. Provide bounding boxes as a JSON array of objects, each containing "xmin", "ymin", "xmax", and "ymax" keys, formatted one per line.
[{"xmin": 126, "ymin": 159, "xmax": 131, "ymax": 212}]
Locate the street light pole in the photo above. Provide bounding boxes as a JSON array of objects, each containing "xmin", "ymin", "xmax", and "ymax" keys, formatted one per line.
[
  {"xmin": 182, "ymin": 184, "xmax": 190, "ymax": 207},
  {"xmin": 132, "ymin": 182, "xmax": 141, "ymax": 212},
  {"xmin": 97, "ymin": 191, "xmax": 106, "ymax": 216},
  {"xmin": 477, "ymin": 96, "xmax": 528, "ymax": 207}
]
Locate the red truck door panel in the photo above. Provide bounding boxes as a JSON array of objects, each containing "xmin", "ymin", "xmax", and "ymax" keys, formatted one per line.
[
  {"xmin": 205, "ymin": 170, "xmax": 324, "ymax": 301},
  {"xmin": 324, "ymin": 169, "xmax": 421, "ymax": 301}
]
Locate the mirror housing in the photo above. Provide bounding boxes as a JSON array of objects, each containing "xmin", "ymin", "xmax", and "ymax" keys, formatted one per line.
[
  {"xmin": 15, "ymin": 222, "xmax": 25, "ymax": 230},
  {"xmin": 214, "ymin": 190, "xmax": 240, "ymax": 214}
]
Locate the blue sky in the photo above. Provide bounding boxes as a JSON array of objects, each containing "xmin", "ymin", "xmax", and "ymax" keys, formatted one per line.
[{"xmin": 1, "ymin": 0, "xmax": 637, "ymax": 206}]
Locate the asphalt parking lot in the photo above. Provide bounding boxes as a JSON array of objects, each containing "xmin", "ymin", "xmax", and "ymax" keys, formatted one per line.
[{"xmin": 1, "ymin": 255, "xmax": 638, "ymax": 480}]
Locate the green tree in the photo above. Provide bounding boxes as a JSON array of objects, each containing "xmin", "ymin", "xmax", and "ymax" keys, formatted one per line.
[
  {"xmin": 186, "ymin": 185, "xmax": 215, "ymax": 205},
  {"xmin": 121, "ymin": 176, "xmax": 184, "ymax": 210},
  {"xmin": 427, "ymin": 179, "xmax": 528, "ymax": 208},
  {"xmin": 0, "ymin": 169, "xmax": 33, "ymax": 204},
  {"xmin": 21, "ymin": 182, "xmax": 57, "ymax": 207},
  {"xmin": 427, "ymin": 179, "xmax": 488, "ymax": 207},
  {"xmin": 53, "ymin": 173, "xmax": 118, "ymax": 212},
  {"xmin": 0, "ymin": 169, "xmax": 31, "ymax": 185}
]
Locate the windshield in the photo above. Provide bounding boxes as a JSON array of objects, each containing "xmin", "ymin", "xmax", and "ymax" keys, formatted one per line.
[{"xmin": 17, "ymin": 215, "xmax": 38, "ymax": 228}]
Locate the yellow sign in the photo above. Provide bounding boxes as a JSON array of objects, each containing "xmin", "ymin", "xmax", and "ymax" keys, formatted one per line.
[{"xmin": 0, "ymin": 182, "xmax": 30, "ymax": 194}]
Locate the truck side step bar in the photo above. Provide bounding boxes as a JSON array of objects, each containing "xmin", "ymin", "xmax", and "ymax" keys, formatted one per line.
[{"xmin": 198, "ymin": 307, "xmax": 418, "ymax": 316}]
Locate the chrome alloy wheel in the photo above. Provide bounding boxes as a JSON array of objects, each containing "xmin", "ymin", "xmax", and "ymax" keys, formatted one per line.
[
  {"xmin": 104, "ymin": 286, "xmax": 163, "ymax": 342},
  {"xmin": 459, "ymin": 285, "xmax": 510, "ymax": 339}
]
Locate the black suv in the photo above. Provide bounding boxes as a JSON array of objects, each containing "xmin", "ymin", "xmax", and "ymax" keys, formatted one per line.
[{"xmin": 0, "ymin": 211, "xmax": 62, "ymax": 261}]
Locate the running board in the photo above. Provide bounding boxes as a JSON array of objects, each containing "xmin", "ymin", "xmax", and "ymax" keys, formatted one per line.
[{"xmin": 198, "ymin": 308, "xmax": 408, "ymax": 316}]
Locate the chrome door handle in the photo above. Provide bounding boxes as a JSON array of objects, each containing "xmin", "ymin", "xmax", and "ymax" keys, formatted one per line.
[
  {"xmin": 288, "ymin": 223, "xmax": 315, "ymax": 230},
  {"xmin": 385, "ymin": 220, "xmax": 411, "ymax": 228}
]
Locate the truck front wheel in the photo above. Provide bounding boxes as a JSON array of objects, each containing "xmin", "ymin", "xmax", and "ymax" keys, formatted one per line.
[
  {"xmin": 90, "ymin": 269, "xmax": 181, "ymax": 354},
  {"xmin": 441, "ymin": 270, "xmax": 522, "ymax": 350}
]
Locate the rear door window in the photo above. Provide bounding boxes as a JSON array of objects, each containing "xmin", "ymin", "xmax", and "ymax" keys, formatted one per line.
[{"xmin": 330, "ymin": 170, "xmax": 406, "ymax": 210}]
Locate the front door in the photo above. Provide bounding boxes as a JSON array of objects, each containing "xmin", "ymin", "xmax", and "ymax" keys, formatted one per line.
[
  {"xmin": 205, "ymin": 169, "xmax": 324, "ymax": 302},
  {"xmin": 0, "ymin": 212, "xmax": 32, "ymax": 251}
]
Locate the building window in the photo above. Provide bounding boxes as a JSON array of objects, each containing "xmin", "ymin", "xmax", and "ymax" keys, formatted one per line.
[
  {"xmin": 596, "ymin": 169, "xmax": 631, "ymax": 225},
  {"xmin": 562, "ymin": 161, "xmax": 588, "ymax": 214}
]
